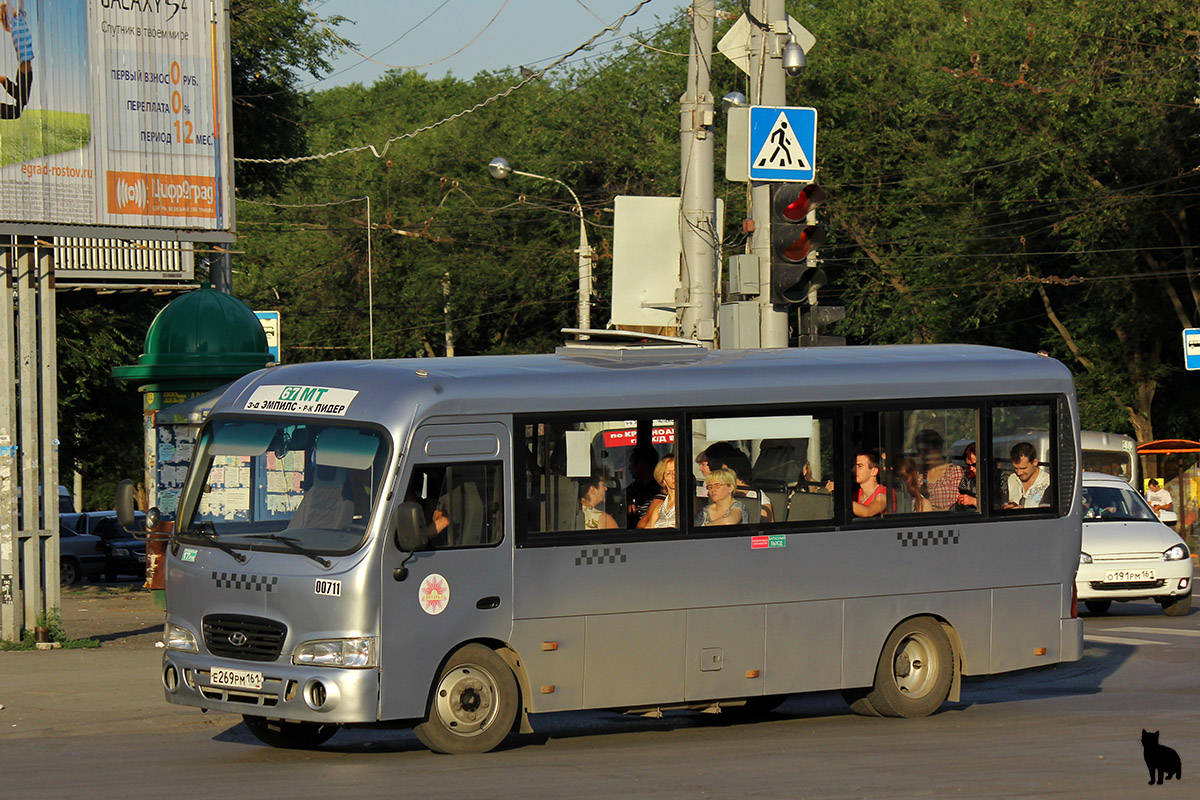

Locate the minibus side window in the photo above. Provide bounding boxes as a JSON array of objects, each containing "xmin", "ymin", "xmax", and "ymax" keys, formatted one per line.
[
  {"xmin": 691, "ymin": 413, "xmax": 835, "ymax": 528},
  {"xmin": 991, "ymin": 403, "xmax": 1057, "ymax": 514},
  {"xmin": 404, "ymin": 462, "xmax": 503, "ymax": 548},
  {"xmin": 522, "ymin": 417, "xmax": 678, "ymax": 533}
]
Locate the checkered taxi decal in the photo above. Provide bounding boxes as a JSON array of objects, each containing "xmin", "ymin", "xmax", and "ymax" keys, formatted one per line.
[
  {"xmin": 211, "ymin": 572, "xmax": 280, "ymax": 592},
  {"xmin": 896, "ymin": 529, "xmax": 959, "ymax": 547}
]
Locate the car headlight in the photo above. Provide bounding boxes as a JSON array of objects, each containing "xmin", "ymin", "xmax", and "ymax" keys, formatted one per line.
[
  {"xmin": 111, "ymin": 547, "xmax": 131, "ymax": 557},
  {"xmin": 293, "ymin": 637, "xmax": 377, "ymax": 668},
  {"xmin": 164, "ymin": 622, "xmax": 199, "ymax": 653},
  {"xmin": 1163, "ymin": 543, "xmax": 1189, "ymax": 562},
  {"xmin": 1079, "ymin": 552, "xmax": 1092, "ymax": 564}
]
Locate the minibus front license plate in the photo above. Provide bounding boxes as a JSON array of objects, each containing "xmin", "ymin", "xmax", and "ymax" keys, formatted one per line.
[{"xmin": 210, "ymin": 666, "xmax": 264, "ymax": 691}]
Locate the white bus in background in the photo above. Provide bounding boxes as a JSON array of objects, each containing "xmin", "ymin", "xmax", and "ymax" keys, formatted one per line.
[
  {"xmin": 1080, "ymin": 430, "xmax": 1138, "ymax": 486},
  {"xmin": 130, "ymin": 341, "xmax": 1084, "ymax": 754}
]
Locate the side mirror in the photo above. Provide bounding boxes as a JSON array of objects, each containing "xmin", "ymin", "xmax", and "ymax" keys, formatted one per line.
[
  {"xmin": 116, "ymin": 479, "xmax": 137, "ymax": 530},
  {"xmin": 392, "ymin": 501, "xmax": 428, "ymax": 553}
]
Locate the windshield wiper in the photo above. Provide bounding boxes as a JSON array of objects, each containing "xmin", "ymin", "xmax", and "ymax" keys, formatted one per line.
[
  {"xmin": 242, "ymin": 534, "xmax": 332, "ymax": 568},
  {"xmin": 186, "ymin": 522, "xmax": 248, "ymax": 564}
]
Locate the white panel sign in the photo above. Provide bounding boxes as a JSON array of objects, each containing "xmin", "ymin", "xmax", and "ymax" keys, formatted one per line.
[{"xmin": 0, "ymin": 0, "xmax": 232, "ymax": 231}]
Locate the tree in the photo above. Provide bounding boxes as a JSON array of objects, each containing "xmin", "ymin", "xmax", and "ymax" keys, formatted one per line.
[
  {"xmin": 801, "ymin": 0, "xmax": 1200, "ymax": 441},
  {"xmin": 230, "ymin": 0, "xmax": 349, "ymax": 195}
]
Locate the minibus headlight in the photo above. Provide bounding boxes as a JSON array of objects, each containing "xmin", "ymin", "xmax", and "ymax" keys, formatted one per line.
[
  {"xmin": 1079, "ymin": 552, "xmax": 1092, "ymax": 564},
  {"xmin": 293, "ymin": 637, "xmax": 377, "ymax": 668},
  {"xmin": 1163, "ymin": 543, "xmax": 1189, "ymax": 562},
  {"xmin": 164, "ymin": 622, "xmax": 199, "ymax": 653}
]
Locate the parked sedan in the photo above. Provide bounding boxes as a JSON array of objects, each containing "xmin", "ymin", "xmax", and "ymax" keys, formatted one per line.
[
  {"xmin": 64, "ymin": 511, "xmax": 148, "ymax": 582},
  {"xmin": 58, "ymin": 524, "xmax": 106, "ymax": 586},
  {"xmin": 1077, "ymin": 472, "xmax": 1193, "ymax": 616}
]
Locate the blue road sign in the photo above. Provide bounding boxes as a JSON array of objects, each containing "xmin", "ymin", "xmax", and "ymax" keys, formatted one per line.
[
  {"xmin": 748, "ymin": 106, "xmax": 817, "ymax": 182},
  {"xmin": 255, "ymin": 310, "xmax": 281, "ymax": 364},
  {"xmin": 1183, "ymin": 328, "xmax": 1200, "ymax": 371}
]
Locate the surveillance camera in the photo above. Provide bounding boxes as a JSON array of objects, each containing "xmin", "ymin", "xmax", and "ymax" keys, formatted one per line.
[{"xmin": 782, "ymin": 40, "xmax": 806, "ymax": 77}]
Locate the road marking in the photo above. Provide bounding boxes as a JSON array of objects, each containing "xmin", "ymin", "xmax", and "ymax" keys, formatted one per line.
[
  {"xmin": 1084, "ymin": 634, "xmax": 1171, "ymax": 646},
  {"xmin": 1107, "ymin": 626, "xmax": 1200, "ymax": 638}
]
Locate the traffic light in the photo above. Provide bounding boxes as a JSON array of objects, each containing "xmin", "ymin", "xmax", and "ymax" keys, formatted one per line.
[{"xmin": 770, "ymin": 183, "xmax": 826, "ymax": 304}]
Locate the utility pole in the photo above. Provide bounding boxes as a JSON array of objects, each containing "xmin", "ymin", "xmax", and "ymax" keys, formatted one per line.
[
  {"xmin": 748, "ymin": 0, "xmax": 790, "ymax": 349},
  {"xmin": 678, "ymin": 0, "xmax": 717, "ymax": 345}
]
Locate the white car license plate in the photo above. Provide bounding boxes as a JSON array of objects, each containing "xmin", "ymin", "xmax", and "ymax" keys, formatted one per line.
[
  {"xmin": 210, "ymin": 666, "xmax": 264, "ymax": 691},
  {"xmin": 1104, "ymin": 569, "xmax": 1155, "ymax": 583}
]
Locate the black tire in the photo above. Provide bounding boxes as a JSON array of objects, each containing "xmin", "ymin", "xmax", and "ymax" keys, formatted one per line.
[
  {"xmin": 60, "ymin": 558, "xmax": 80, "ymax": 586},
  {"xmin": 413, "ymin": 643, "xmax": 520, "ymax": 754},
  {"xmin": 1160, "ymin": 591, "xmax": 1191, "ymax": 617},
  {"xmin": 1084, "ymin": 600, "xmax": 1112, "ymax": 615},
  {"xmin": 848, "ymin": 617, "xmax": 955, "ymax": 719},
  {"xmin": 242, "ymin": 715, "xmax": 339, "ymax": 749}
]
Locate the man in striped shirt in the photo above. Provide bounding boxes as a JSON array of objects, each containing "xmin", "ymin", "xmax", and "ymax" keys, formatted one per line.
[{"xmin": 0, "ymin": 0, "xmax": 33, "ymax": 120}]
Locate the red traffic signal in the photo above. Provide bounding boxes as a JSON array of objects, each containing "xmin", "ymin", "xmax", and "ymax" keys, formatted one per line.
[{"xmin": 772, "ymin": 183, "xmax": 826, "ymax": 223}]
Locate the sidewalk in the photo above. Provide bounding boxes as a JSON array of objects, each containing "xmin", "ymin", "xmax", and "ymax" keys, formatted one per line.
[{"xmin": 0, "ymin": 585, "xmax": 208, "ymax": 740}]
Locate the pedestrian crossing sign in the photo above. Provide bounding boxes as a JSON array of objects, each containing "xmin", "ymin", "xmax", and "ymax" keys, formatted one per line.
[{"xmin": 748, "ymin": 106, "xmax": 817, "ymax": 182}]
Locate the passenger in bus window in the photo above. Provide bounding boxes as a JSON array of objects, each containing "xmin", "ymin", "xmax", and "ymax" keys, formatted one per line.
[
  {"xmin": 954, "ymin": 443, "xmax": 979, "ymax": 511},
  {"xmin": 697, "ymin": 468, "xmax": 747, "ymax": 526},
  {"xmin": 893, "ymin": 457, "xmax": 931, "ymax": 513},
  {"xmin": 702, "ymin": 442, "xmax": 774, "ymax": 522},
  {"xmin": 916, "ymin": 430, "xmax": 964, "ymax": 512},
  {"xmin": 625, "ymin": 443, "xmax": 661, "ymax": 527},
  {"xmin": 1004, "ymin": 442, "xmax": 1051, "ymax": 509},
  {"xmin": 637, "ymin": 455, "xmax": 677, "ymax": 529},
  {"xmin": 579, "ymin": 474, "xmax": 619, "ymax": 530},
  {"xmin": 853, "ymin": 449, "xmax": 888, "ymax": 517}
]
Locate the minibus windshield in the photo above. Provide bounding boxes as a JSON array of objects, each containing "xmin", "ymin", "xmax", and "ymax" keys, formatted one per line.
[{"xmin": 176, "ymin": 419, "xmax": 390, "ymax": 556}]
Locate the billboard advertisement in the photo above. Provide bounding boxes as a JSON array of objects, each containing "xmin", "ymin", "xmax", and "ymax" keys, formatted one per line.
[{"xmin": 0, "ymin": 0, "xmax": 231, "ymax": 232}]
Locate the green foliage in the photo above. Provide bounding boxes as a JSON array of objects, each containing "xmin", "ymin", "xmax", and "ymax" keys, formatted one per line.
[
  {"xmin": 800, "ymin": 0, "xmax": 1200, "ymax": 438},
  {"xmin": 56, "ymin": 294, "xmax": 158, "ymax": 510},
  {"xmin": 0, "ymin": 608, "xmax": 100, "ymax": 650},
  {"xmin": 230, "ymin": 0, "xmax": 351, "ymax": 194},
  {"xmin": 234, "ymin": 12, "xmax": 703, "ymax": 359}
]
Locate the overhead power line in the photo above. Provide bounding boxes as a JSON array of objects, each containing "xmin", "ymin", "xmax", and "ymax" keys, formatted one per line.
[{"xmin": 237, "ymin": 0, "xmax": 657, "ymax": 165}]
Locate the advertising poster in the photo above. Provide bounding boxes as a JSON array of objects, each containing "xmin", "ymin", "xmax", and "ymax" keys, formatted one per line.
[{"xmin": 0, "ymin": 0, "xmax": 231, "ymax": 232}]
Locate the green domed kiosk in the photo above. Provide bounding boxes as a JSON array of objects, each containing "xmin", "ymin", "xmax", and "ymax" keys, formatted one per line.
[
  {"xmin": 113, "ymin": 282, "xmax": 273, "ymax": 396},
  {"xmin": 114, "ymin": 285, "xmax": 274, "ymax": 596}
]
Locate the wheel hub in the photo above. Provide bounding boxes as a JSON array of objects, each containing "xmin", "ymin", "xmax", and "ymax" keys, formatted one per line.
[{"xmin": 434, "ymin": 666, "xmax": 496, "ymax": 735}]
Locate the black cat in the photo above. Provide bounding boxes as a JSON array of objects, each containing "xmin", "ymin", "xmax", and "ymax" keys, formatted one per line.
[{"xmin": 1141, "ymin": 729, "xmax": 1182, "ymax": 785}]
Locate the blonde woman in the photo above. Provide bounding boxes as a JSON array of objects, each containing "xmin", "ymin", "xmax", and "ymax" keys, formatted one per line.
[
  {"xmin": 637, "ymin": 455, "xmax": 677, "ymax": 529},
  {"xmin": 696, "ymin": 468, "xmax": 747, "ymax": 526}
]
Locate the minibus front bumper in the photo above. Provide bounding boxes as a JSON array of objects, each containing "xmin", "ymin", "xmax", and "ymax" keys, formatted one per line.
[{"xmin": 161, "ymin": 651, "xmax": 381, "ymax": 724}]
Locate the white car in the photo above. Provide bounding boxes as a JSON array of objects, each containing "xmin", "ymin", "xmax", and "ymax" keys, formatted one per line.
[{"xmin": 1077, "ymin": 472, "xmax": 1192, "ymax": 616}]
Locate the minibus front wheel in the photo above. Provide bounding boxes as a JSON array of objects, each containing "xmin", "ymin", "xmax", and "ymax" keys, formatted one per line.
[
  {"xmin": 242, "ymin": 715, "xmax": 339, "ymax": 749},
  {"xmin": 414, "ymin": 643, "xmax": 520, "ymax": 754}
]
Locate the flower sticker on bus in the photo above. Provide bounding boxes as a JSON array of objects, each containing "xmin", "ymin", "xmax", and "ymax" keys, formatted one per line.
[{"xmin": 419, "ymin": 573, "xmax": 450, "ymax": 615}]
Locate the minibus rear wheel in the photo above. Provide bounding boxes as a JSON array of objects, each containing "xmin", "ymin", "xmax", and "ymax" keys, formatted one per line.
[
  {"xmin": 242, "ymin": 715, "xmax": 339, "ymax": 749},
  {"xmin": 414, "ymin": 643, "xmax": 520, "ymax": 754},
  {"xmin": 843, "ymin": 616, "xmax": 954, "ymax": 719}
]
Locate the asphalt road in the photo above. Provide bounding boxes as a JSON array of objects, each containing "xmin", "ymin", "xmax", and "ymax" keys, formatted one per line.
[{"xmin": 1, "ymin": 592, "xmax": 1196, "ymax": 799}]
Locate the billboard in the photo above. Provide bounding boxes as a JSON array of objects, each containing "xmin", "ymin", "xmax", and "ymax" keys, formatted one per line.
[{"xmin": 0, "ymin": 0, "xmax": 231, "ymax": 232}]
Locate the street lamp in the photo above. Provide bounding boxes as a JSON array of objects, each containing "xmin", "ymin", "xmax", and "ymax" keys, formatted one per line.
[{"xmin": 487, "ymin": 157, "xmax": 594, "ymax": 333}]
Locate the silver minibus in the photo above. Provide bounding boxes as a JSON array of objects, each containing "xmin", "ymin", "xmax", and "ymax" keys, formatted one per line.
[{"xmin": 139, "ymin": 343, "xmax": 1084, "ymax": 753}]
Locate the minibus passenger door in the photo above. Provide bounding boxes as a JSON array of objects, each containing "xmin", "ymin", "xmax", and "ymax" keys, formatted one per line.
[{"xmin": 378, "ymin": 423, "xmax": 513, "ymax": 721}]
